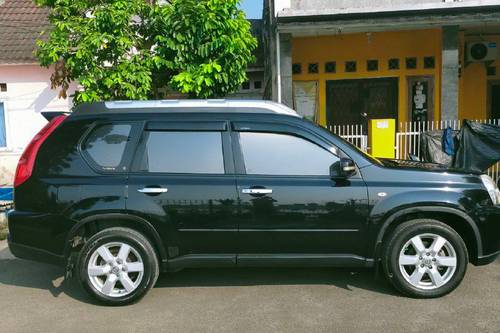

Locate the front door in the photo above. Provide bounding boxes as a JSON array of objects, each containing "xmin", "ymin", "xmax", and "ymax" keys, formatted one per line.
[
  {"xmin": 127, "ymin": 121, "xmax": 239, "ymax": 263},
  {"xmin": 326, "ymin": 78, "xmax": 399, "ymax": 128},
  {"xmin": 232, "ymin": 122, "xmax": 369, "ymax": 263}
]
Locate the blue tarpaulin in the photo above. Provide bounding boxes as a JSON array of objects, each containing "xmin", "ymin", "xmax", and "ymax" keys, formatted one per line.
[{"xmin": 0, "ymin": 188, "xmax": 13, "ymax": 201}]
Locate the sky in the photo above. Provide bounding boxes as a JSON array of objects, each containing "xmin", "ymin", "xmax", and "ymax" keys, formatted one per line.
[{"xmin": 240, "ymin": 0, "xmax": 263, "ymax": 19}]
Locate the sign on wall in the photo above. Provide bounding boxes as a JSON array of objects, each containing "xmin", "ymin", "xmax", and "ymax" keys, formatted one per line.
[
  {"xmin": 408, "ymin": 76, "xmax": 434, "ymax": 122},
  {"xmin": 411, "ymin": 81, "xmax": 428, "ymax": 122},
  {"xmin": 293, "ymin": 81, "xmax": 318, "ymax": 122}
]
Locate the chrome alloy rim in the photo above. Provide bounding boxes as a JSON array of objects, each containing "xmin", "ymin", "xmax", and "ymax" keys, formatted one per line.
[
  {"xmin": 398, "ymin": 233, "xmax": 457, "ymax": 290},
  {"xmin": 88, "ymin": 242, "xmax": 144, "ymax": 298}
]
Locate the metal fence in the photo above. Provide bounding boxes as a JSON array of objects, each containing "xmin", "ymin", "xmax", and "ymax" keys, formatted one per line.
[{"xmin": 329, "ymin": 124, "xmax": 368, "ymax": 153}]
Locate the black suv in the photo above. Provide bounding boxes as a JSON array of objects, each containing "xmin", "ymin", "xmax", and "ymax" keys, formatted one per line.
[{"xmin": 7, "ymin": 100, "xmax": 500, "ymax": 305}]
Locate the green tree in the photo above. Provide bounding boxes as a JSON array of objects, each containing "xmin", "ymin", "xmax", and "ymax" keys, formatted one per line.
[
  {"xmin": 35, "ymin": 0, "xmax": 257, "ymax": 104},
  {"xmin": 157, "ymin": 0, "xmax": 257, "ymax": 98}
]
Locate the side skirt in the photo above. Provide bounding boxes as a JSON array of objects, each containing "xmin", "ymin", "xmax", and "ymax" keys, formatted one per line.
[{"xmin": 164, "ymin": 253, "xmax": 374, "ymax": 272}]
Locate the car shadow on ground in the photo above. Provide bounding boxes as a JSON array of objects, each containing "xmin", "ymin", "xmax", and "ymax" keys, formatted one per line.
[
  {"xmin": 0, "ymin": 246, "xmax": 400, "ymax": 305},
  {"xmin": 155, "ymin": 266, "xmax": 399, "ymax": 296},
  {"xmin": 0, "ymin": 252, "xmax": 93, "ymax": 303}
]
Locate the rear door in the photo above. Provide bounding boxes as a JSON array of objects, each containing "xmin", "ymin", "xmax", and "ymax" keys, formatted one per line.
[{"xmin": 127, "ymin": 120, "xmax": 239, "ymax": 264}]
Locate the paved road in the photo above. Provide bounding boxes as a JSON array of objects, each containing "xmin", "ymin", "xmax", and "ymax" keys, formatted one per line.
[{"xmin": 0, "ymin": 240, "xmax": 499, "ymax": 333}]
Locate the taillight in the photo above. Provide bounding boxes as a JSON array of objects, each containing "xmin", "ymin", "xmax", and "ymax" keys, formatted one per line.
[{"xmin": 14, "ymin": 115, "xmax": 67, "ymax": 188}]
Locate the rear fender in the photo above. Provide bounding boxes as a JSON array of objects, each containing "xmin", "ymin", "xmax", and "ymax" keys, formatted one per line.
[{"xmin": 64, "ymin": 213, "xmax": 168, "ymax": 261}]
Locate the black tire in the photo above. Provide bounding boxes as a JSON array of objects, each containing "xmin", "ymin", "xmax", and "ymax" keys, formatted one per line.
[
  {"xmin": 77, "ymin": 227, "xmax": 159, "ymax": 306},
  {"xmin": 382, "ymin": 219, "xmax": 468, "ymax": 298}
]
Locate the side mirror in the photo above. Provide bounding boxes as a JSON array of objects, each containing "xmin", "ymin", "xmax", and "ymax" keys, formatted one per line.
[{"xmin": 330, "ymin": 158, "xmax": 357, "ymax": 179}]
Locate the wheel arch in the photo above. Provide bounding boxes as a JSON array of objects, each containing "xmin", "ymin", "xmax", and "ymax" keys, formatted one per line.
[
  {"xmin": 65, "ymin": 213, "xmax": 168, "ymax": 262},
  {"xmin": 373, "ymin": 206, "xmax": 483, "ymax": 264}
]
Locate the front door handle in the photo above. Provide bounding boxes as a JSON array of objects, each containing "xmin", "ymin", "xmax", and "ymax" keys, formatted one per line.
[
  {"xmin": 242, "ymin": 188, "xmax": 273, "ymax": 195},
  {"xmin": 138, "ymin": 187, "xmax": 168, "ymax": 195}
]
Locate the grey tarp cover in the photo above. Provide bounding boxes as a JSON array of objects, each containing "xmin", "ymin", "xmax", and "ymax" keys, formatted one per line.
[{"xmin": 420, "ymin": 130, "xmax": 459, "ymax": 167}]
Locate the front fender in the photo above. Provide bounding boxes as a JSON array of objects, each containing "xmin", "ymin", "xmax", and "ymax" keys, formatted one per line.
[
  {"xmin": 367, "ymin": 190, "xmax": 483, "ymax": 261},
  {"xmin": 370, "ymin": 189, "xmax": 477, "ymax": 220}
]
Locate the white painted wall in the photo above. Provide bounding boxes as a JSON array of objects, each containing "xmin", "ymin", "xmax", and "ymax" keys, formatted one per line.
[
  {"xmin": 0, "ymin": 64, "xmax": 76, "ymax": 185},
  {"xmin": 274, "ymin": 0, "xmax": 291, "ymax": 15}
]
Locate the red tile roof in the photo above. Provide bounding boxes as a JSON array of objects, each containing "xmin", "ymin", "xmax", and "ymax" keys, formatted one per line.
[{"xmin": 0, "ymin": 0, "xmax": 50, "ymax": 64}]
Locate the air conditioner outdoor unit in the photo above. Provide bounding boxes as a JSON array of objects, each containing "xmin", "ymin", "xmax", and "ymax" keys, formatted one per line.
[{"xmin": 466, "ymin": 42, "xmax": 498, "ymax": 62}]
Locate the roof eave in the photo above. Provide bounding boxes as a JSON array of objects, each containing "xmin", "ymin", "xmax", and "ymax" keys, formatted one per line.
[
  {"xmin": 277, "ymin": 2, "xmax": 500, "ymax": 23},
  {"xmin": 277, "ymin": 5, "xmax": 500, "ymax": 35}
]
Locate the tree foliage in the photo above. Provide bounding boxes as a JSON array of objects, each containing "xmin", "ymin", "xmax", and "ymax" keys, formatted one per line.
[
  {"xmin": 35, "ymin": 0, "xmax": 257, "ymax": 104},
  {"xmin": 157, "ymin": 0, "xmax": 257, "ymax": 98}
]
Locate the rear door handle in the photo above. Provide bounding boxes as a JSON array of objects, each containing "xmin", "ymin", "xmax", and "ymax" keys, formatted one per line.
[
  {"xmin": 242, "ymin": 188, "xmax": 273, "ymax": 195},
  {"xmin": 138, "ymin": 187, "xmax": 168, "ymax": 194}
]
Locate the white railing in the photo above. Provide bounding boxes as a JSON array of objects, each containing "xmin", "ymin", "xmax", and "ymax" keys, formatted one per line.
[
  {"xmin": 329, "ymin": 124, "xmax": 368, "ymax": 153},
  {"xmin": 396, "ymin": 119, "xmax": 500, "ymax": 183}
]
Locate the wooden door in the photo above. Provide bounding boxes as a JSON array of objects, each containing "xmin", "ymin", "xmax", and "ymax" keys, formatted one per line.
[{"xmin": 326, "ymin": 78, "xmax": 398, "ymax": 128}]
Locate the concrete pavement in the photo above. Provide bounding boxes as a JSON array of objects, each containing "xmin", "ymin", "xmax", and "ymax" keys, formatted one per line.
[{"xmin": 0, "ymin": 240, "xmax": 499, "ymax": 333}]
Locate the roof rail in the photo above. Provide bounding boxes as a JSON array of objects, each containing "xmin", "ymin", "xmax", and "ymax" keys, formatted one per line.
[{"xmin": 72, "ymin": 99, "xmax": 301, "ymax": 117}]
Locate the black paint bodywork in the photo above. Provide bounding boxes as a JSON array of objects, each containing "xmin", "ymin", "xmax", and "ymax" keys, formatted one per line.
[{"xmin": 7, "ymin": 106, "xmax": 500, "ymax": 270}]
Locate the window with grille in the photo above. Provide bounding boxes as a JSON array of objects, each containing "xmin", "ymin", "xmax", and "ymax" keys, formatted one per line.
[
  {"xmin": 406, "ymin": 57, "xmax": 417, "ymax": 69},
  {"xmin": 345, "ymin": 61, "xmax": 357, "ymax": 72},
  {"xmin": 424, "ymin": 56, "xmax": 435, "ymax": 69},
  {"xmin": 388, "ymin": 58, "xmax": 400, "ymax": 70},
  {"xmin": 292, "ymin": 63, "xmax": 302, "ymax": 74},
  {"xmin": 367, "ymin": 60, "xmax": 378, "ymax": 71},
  {"xmin": 325, "ymin": 61, "xmax": 336, "ymax": 73}
]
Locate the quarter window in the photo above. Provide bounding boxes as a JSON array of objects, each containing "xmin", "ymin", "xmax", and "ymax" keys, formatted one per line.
[
  {"xmin": 137, "ymin": 131, "xmax": 225, "ymax": 174},
  {"xmin": 239, "ymin": 132, "xmax": 339, "ymax": 176},
  {"xmin": 83, "ymin": 124, "xmax": 132, "ymax": 171}
]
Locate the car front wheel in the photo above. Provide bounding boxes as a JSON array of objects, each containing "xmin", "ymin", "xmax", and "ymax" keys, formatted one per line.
[
  {"xmin": 383, "ymin": 219, "xmax": 468, "ymax": 298},
  {"xmin": 77, "ymin": 227, "xmax": 159, "ymax": 305}
]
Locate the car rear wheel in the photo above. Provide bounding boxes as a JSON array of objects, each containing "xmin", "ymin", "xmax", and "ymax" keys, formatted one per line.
[
  {"xmin": 383, "ymin": 219, "xmax": 468, "ymax": 298},
  {"xmin": 77, "ymin": 227, "xmax": 159, "ymax": 305}
]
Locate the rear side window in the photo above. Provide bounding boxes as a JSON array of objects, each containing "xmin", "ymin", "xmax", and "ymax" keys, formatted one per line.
[
  {"xmin": 82, "ymin": 124, "xmax": 132, "ymax": 171},
  {"xmin": 135, "ymin": 131, "xmax": 225, "ymax": 174}
]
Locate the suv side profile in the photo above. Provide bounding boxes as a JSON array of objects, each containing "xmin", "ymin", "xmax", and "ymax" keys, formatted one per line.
[{"xmin": 7, "ymin": 100, "xmax": 500, "ymax": 305}]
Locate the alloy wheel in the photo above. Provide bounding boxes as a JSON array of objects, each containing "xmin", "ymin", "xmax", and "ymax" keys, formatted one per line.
[
  {"xmin": 87, "ymin": 242, "xmax": 145, "ymax": 298},
  {"xmin": 398, "ymin": 233, "xmax": 457, "ymax": 290}
]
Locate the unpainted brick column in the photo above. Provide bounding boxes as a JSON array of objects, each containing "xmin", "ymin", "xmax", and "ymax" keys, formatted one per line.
[
  {"xmin": 279, "ymin": 33, "xmax": 293, "ymax": 108},
  {"xmin": 441, "ymin": 25, "xmax": 460, "ymax": 121}
]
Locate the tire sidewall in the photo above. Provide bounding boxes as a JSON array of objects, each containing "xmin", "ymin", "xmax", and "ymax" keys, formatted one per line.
[
  {"xmin": 385, "ymin": 221, "xmax": 468, "ymax": 298},
  {"xmin": 78, "ymin": 229, "xmax": 158, "ymax": 305}
]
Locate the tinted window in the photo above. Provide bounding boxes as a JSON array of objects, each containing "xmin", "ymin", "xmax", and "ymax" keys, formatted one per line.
[
  {"xmin": 83, "ymin": 124, "xmax": 131, "ymax": 170},
  {"xmin": 137, "ymin": 131, "xmax": 224, "ymax": 174},
  {"xmin": 240, "ymin": 132, "xmax": 339, "ymax": 176}
]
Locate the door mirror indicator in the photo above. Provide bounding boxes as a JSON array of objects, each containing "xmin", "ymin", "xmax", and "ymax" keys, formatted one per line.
[{"xmin": 330, "ymin": 158, "xmax": 357, "ymax": 179}]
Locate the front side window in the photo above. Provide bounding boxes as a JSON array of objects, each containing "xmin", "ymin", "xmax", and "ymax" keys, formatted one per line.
[
  {"xmin": 82, "ymin": 123, "xmax": 132, "ymax": 171},
  {"xmin": 137, "ymin": 131, "xmax": 224, "ymax": 174},
  {"xmin": 239, "ymin": 132, "xmax": 339, "ymax": 176}
]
